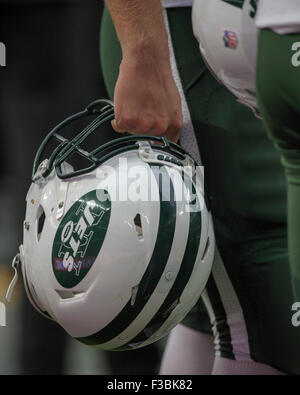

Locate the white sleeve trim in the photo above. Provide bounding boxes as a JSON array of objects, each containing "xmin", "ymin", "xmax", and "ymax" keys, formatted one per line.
[{"xmin": 256, "ymin": 0, "xmax": 300, "ymax": 33}]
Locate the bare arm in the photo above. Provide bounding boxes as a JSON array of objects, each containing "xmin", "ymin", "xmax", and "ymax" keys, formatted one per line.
[{"xmin": 104, "ymin": 0, "xmax": 182, "ymax": 142}]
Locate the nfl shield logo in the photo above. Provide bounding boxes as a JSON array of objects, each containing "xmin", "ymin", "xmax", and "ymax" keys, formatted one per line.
[{"xmin": 223, "ymin": 30, "xmax": 239, "ymax": 49}]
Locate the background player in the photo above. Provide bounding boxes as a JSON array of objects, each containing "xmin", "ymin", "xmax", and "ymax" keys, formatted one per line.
[
  {"xmin": 256, "ymin": 0, "xmax": 300, "ymax": 300},
  {"xmin": 101, "ymin": 0, "xmax": 300, "ymax": 374}
]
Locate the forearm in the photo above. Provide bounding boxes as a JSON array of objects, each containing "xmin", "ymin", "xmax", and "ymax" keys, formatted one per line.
[
  {"xmin": 104, "ymin": 0, "xmax": 182, "ymax": 141},
  {"xmin": 104, "ymin": 0, "xmax": 170, "ymax": 62}
]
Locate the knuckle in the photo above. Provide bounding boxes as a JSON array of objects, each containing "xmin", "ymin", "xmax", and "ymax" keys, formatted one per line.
[
  {"xmin": 115, "ymin": 115, "xmax": 137, "ymax": 131},
  {"xmin": 154, "ymin": 117, "xmax": 168, "ymax": 136},
  {"xmin": 138, "ymin": 119, "xmax": 153, "ymax": 133}
]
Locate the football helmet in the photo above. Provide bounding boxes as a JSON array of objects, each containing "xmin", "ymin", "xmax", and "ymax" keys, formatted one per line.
[
  {"xmin": 7, "ymin": 100, "xmax": 215, "ymax": 350},
  {"xmin": 192, "ymin": 0, "xmax": 259, "ymax": 115}
]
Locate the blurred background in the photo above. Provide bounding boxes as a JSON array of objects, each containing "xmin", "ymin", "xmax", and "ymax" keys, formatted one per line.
[{"xmin": 0, "ymin": 0, "xmax": 163, "ymax": 375}]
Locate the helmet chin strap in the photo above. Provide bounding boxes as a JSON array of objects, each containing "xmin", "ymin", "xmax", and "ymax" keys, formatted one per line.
[
  {"xmin": 6, "ymin": 249, "xmax": 22, "ymax": 303},
  {"xmin": 6, "ymin": 247, "xmax": 54, "ymax": 321}
]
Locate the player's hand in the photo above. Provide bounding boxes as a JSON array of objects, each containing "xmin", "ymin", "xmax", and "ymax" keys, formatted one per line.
[{"xmin": 111, "ymin": 50, "xmax": 183, "ymax": 143}]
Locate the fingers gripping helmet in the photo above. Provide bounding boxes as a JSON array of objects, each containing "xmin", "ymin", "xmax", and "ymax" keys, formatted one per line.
[
  {"xmin": 192, "ymin": 0, "xmax": 259, "ymax": 115},
  {"xmin": 9, "ymin": 100, "xmax": 215, "ymax": 350}
]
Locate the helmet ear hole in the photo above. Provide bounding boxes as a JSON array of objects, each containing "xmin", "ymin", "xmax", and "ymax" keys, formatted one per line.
[
  {"xmin": 134, "ymin": 214, "xmax": 143, "ymax": 240},
  {"xmin": 201, "ymin": 237, "xmax": 210, "ymax": 261},
  {"xmin": 37, "ymin": 206, "xmax": 46, "ymax": 241},
  {"xmin": 55, "ymin": 290, "xmax": 85, "ymax": 300}
]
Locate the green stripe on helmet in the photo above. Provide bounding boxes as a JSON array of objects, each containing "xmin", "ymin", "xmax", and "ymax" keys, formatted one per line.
[
  {"xmin": 77, "ymin": 166, "xmax": 177, "ymax": 347},
  {"xmin": 116, "ymin": 179, "xmax": 203, "ymax": 349}
]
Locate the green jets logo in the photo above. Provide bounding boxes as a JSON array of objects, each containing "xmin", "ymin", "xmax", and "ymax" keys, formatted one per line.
[{"xmin": 52, "ymin": 190, "xmax": 111, "ymax": 288}]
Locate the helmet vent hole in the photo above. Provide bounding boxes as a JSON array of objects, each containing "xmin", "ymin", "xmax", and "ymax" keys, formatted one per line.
[
  {"xmin": 134, "ymin": 214, "xmax": 143, "ymax": 240},
  {"xmin": 163, "ymin": 298, "xmax": 180, "ymax": 317},
  {"xmin": 37, "ymin": 206, "xmax": 46, "ymax": 241},
  {"xmin": 131, "ymin": 284, "xmax": 140, "ymax": 307},
  {"xmin": 201, "ymin": 238, "xmax": 210, "ymax": 261},
  {"xmin": 55, "ymin": 290, "xmax": 85, "ymax": 300}
]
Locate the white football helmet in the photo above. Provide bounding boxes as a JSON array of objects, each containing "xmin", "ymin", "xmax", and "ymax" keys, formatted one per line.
[
  {"xmin": 8, "ymin": 100, "xmax": 215, "ymax": 351},
  {"xmin": 192, "ymin": 0, "xmax": 259, "ymax": 115}
]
